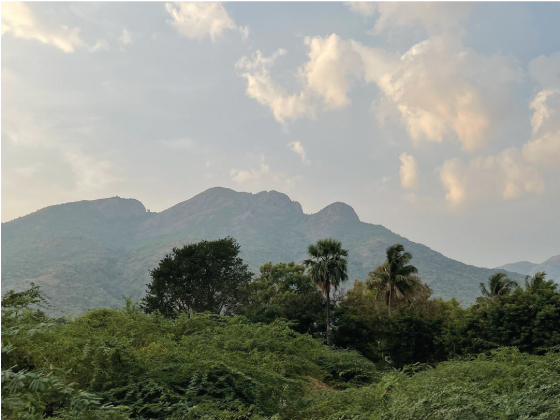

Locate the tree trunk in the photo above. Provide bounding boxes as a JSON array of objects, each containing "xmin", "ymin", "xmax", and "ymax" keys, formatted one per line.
[{"xmin": 326, "ymin": 288, "xmax": 331, "ymax": 347}]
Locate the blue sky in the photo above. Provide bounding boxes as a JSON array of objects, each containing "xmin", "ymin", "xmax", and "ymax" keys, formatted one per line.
[{"xmin": 2, "ymin": 2, "xmax": 560, "ymax": 268}]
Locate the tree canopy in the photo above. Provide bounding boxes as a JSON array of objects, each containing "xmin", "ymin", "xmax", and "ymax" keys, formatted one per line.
[
  {"xmin": 141, "ymin": 237, "xmax": 253, "ymax": 317},
  {"xmin": 368, "ymin": 244, "xmax": 430, "ymax": 315}
]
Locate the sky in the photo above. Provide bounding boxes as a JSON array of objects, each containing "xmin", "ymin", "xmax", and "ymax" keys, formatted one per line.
[{"xmin": 2, "ymin": 1, "xmax": 560, "ymax": 269}]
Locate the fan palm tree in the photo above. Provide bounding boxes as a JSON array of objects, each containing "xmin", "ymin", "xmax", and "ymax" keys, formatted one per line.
[
  {"xmin": 368, "ymin": 244, "xmax": 429, "ymax": 316},
  {"xmin": 304, "ymin": 238, "xmax": 348, "ymax": 347},
  {"xmin": 476, "ymin": 272, "xmax": 518, "ymax": 307},
  {"xmin": 525, "ymin": 271, "xmax": 557, "ymax": 294}
]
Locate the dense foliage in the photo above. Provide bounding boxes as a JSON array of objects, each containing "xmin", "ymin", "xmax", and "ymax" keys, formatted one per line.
[
  {"xmin": 3, "ymin": 240, "xmax": 560, "ymax": 419},
  {"xmin": 141, "ymin": 237, "xmax": 253, "ymax": 317}
]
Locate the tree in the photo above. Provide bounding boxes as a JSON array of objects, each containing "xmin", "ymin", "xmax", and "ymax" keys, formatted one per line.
[
  {"xmin": 525, "ymin": 271, "xmax": 557, "ymax": 294},
  {"xmin": 242, "ymin": 262, "xmax": 325, "ymax": 334},
  {"xmin": 141, "ymin": 237, "xmax": 253, "ymax": 317},
  {"xmin": 476, "ymin": 272, "xmax": 518, "ymax": 307},
  {"xmin": 304, "ymin": 239, "xmax": 348, "ymax": 346},
  {"xmin": 367, "ymin": 244, "xmax": 430, "ymax": 316}
]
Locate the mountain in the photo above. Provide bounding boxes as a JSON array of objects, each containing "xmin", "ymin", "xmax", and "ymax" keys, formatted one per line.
[
  {"xmin": 2, "ymin": 187, "xmax": 525, "ymax": 314},
  {"xmin": 497, "ymin": 255, "xmax": 560, "ymax": 282}
]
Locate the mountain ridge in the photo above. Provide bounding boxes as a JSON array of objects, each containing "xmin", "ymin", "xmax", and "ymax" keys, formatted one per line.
[
  {"xmin": 497, "ymin": 255, "xmax": 560, "ymax": 282},
  {"xmin": 2, "ymin": 187, "xmax": 530, "ymax": 314}
]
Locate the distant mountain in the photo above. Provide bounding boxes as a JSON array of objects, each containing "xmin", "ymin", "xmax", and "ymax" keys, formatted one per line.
[
  {"xmin": 497, "ymin": 261, "xmax": 538, "ymax": 276},
  {"xmin": 497, "ymin": 255, "xmax": 560, "ymax": 282},
  {"xmin": 2, "ymin": 187, "xmax": 524, "ymax": 314}
]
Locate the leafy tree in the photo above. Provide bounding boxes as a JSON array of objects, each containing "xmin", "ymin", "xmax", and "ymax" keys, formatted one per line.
[
  {"xmin": 334, "ymin": 281, "xmax": 458, "ymax": 367},
  {"xmin": 446, "ymin": 284, "xmax": 560, "ymax": 355},
  {"xmin": 476, "ymin": 272, "xmax": 518, "ymax": 307},
  {"xmin": 141, "ymin": 237, "xmax": 253, "ymax": 317},
  {"xmin": 524, "ymin": 271, "xmax": 557, "ymax": 294},
  {"xmin": 367, "ymin": 244, "xmax": 430, "ymax": 316},
  {"xmin": 304, "ymin": 239, "xmax": 348, "ymax": 347},
  {"xmin": 242, "ymin": 262, "xmax": 325, "ymax": 334}
]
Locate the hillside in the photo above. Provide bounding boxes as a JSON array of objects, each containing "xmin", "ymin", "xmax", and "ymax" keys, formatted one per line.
[
  {"xmin": 2, "ymin": 187, "xmax": 524, "ymax": 314},
  {"xmin": 498, "ymin": 255, "xmax": 560, "ymax": 282}
]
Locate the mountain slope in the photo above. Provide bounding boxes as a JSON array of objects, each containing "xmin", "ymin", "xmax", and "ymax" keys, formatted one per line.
[
  {"xmin": 497, "ymin": 261, "xmax": 538, "ymax": 276},
  {"xmin": 2, "ymin": 188, "xmax": 525, "ymax": 314},
  {"xmin": 497, "ymin": 255, "xmax": 560, "ymax": 282}
]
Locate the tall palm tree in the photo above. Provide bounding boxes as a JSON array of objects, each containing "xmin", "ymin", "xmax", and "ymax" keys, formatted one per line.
[
  {"xmin": 476, "ymin": 272, "xmax": 518, "ymax": 307},
  {"xmin": 368, "ymin": 244, "xmax": 429, "ymax": 316},
  {"xmin": 304, "ymin": 238, "xmax": 348, "ymax": 347},
  {"xmin": 525, "ymin": 271, "xmax": 557, "ymax": 294}
]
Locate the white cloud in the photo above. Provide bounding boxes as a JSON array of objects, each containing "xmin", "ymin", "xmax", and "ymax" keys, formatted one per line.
[
  {"xmin": 439, "ymin": 149, "xmax": 545, "ymax": 206},
  {"xmin": 230, "ymin": 156, "xmax": 300, "ymax": 190},
  {"xmin": 165, "ymin": 2, "xmax": 247, "ymax": 41},
  {"xmin": 399, "ymin": 153, "xmax": 418, "ymax": 190},
  {"xmin": 236, "ymin": 34, "xmax": 361, "ymax": 123},
  {"xmin": 1, "ymin": 2, "xmax": 84, "ymax": 53},
  {"xmin": 236, "ymin": 49, "xmax": 314, "ymax": 123},
  {"xmin": 238, "ymin": 33, "xmax": 521, "ymax": 152},
  {"xmin": 302, "ymin": 34, "xmax": 363, "ymax": 109},
  {"xmin": 119, "ymin": 29, "xmax": 133, "ymax": 48},
  {"xmin": 522, "ymin": 89, "xmax": 560, "ymax": 168},
  {"xmin": 357, "ymin": 36, "xmax": 522, "ymax": 152},
  {"xmin": 344, "ymin": 2, "xmax": 376, "ymax": 17},
  {"xmin": 438, "ymin": 83, "xmax": 560, "ymax": 206},
  {"xmin": 288, "ymin": 141, "xmax": 309, "ymax": 164},
  {"xmin": 520, "ymin": 54, "xmax": 560, "ymax": 168}
]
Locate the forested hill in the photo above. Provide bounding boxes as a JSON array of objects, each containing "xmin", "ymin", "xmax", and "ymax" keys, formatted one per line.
[{"xmin": 2, "ymin": 187, "xmax": 524, "ymax": 314}]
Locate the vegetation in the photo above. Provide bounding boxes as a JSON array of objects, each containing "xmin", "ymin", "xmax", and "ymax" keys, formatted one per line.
[
  {"xmin": 304, "ymin": 239, "xmax": 349, "ymax": 346},
  {"xmin": 367, "ymin": 243, "xmax": 430, "ymax": 316},
  {"xmin": 476, "ymin": 272, "xmax": 518, "ymax": 307},
  {"xmin": 141, "ymin": 237, "xmax": 253, "ymax": 317},
  {"xmin": 2, "ymin": 238, "xmax": 560, "ymax": 419}
]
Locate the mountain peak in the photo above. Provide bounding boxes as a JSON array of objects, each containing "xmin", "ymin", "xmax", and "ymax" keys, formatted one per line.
[
  {"xmin": 312, "ymin": 202, "xmax": 360, "ymax": 223},
  {"xmin": 88, "ymin": 197, "xmax": 147, "ymax": 219}
]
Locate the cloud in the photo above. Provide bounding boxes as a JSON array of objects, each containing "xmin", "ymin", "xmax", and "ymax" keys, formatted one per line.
[
  {"xmin": 302, "ymin": 34, "xmax": 363, "ymax": 109},
  {"xmin": 522, "ymin": 89, "xmax": 560, "ymax": 168},
  {"xmin": 438, "ymin": 82, "xmax": 560, "ymax": 206},
  {"xmin": 344, "ymin": 2, "xmax": 376, "ymax": 17},
  {"xmin": 399, "ymin": 153, "xmax": 418, "ymax": 190},
  {"xmin": 238, "ymin": 33, "xmax": 521, "ymax": 152},
  {"xmin": 520, "ymin": 54, "xmax": 560, "ymax": 168},
  {"xmin": 235, "ymin": 49, "xmax": 313, "ymax": 123},
  {"xmin": 89, "ymin": 39, "xmax": 110, "ymax": 52},
  {"xmin": 165, "ymin": 2, "xmax": 248, "ymax": 41},
  {"xmin": 119, "ymin": 29, "xmax": 133, "ymax": 48},
  {"xmin": 288, "ymin": 141, "xmax": 309, "ymax": 163},
  {"xmin": 230, "ymin": 156, "xmax": 300, "ymax": 190},
  {"xmin": 357, "ymin": 36, "xmax": 522, "ymax": 151},
  {"xmin": 1, "ymin": 2, "xmax": 84, "ymax": 53},
  {"xmin": 439, "ymin": 149, "xmax": 545, "ymax": 206},
  {"xmin": 236, "ymin": 34, "xmax": 362, "ymax": 123}
]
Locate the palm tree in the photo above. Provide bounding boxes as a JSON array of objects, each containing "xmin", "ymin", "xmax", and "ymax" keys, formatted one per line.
[
  {"xmin": 367, "ymin": 244, "xmax": 429, "ymax": 316},
  {"xmin": 304, "ymin": 239, "xmax": 348, "ymax": 347},
  {"xmin": 476, "ymin": 272, "xmax": 518, "ymax": 307},
  {"xmin": 525, "ymin": 271, "xmax": 557, "ymax": 294}
]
